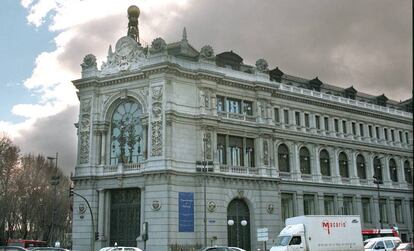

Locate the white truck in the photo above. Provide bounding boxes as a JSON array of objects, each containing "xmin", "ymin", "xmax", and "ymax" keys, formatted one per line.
[{"xmin": 270, "ymin": 215, "xmax": 364, "ymax": 251}]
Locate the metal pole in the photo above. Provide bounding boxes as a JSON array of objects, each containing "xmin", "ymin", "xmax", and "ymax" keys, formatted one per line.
[
  {"xmin": 71, "ymin": 190, "xmax": 96, "ymax": 251},
  {"xmin": 203, "ymin": 136, "xmax": 207, "ymax": 247},
  {"xmin": 48, "ymin": 152, "xmax": 59, "ymax": 246},
  {"xmin": 377, "ymin": 181, "xmax": 383, "ymax": 229}
]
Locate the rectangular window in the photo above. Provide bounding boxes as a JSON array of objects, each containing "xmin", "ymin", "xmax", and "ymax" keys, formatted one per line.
[
  {"xmin": 359, "ymin": 123, "xmax": 364, "ymax": 137},
  {"xmin": 334, "ymin": 119, "xmax": 339, "ymax": 132},
  {"xmin": 315, "ymin": 115, "xmax": 320, "ymax": 129},
  {"xmin": 217, "ymin": 96, "xmax": 225, "ymax": 112},
  {"xmin": 217, "ymin": 134, "xmax": 227, "ymax": 165},
  {"xmin": 342, "ymin": 121, "xmax": 347, "ymax": 134},
  {"xmin": 352, "ymin": 122, "xmax": 356, "ymax": 135},
  {"xmin": 324, "ymin": 195, "xmax": 335, "ymax": 215},
  {"xmin": 376, "ymin": 127, "xmax": 380, "ymax": 139},
  {"xmin": 343, "ymin": 197, "xmax": 353, "ymax": 215},
  {"xmin": 226, "ymin": 98, "xmax": 242, "ymax": 114},
  {"xmin": 399, "ymin": 131, "xmax": 403, "ymax": 142},
  {"xmin": 362, "ymin": 198, "xmax": 372, "ymax": 223},
  {"xmin": 391, "ymin": 129, "xmax": 395, "ymax": 142},
  {"xmin": 243, "ymin": 101, "xmax": 253, "ymax": 116},
  {"xmin": 369, "ymin": 125, "xmax": 373, "ymax": 138},
  {"xmin": 405, "ymin": 132, "xmax": 409, "ymax": 144},
  {"xmin": 295, "ymin": 112, "xmax": 301, "ymax": 126},
  {"xmin": 229, "ymin": 136, "xmax": 243, "ymax": 166},
  {"xmin": 274, "ymin": 108, "xmax": 280, "ymax": 123},
  {"xmin": 281, "ymin": 193, "xmax": 294, "ymax": 222},
  {"xmin": 284, "ymin": 110, "xmax": 289, "ymax": 124},
  {"xmin": 245, "ymin": 138, "xmax": 255, "ymax": 167},
  {"xmin": 379, "ymin": 199, "xmax": 388, "ymax": 223},
  {"xmin": 305, "ymin": 114, "xmax": 310, "ymax": 128},
  {"xmin": 303, "ymin": 194, "xmax": 315, "ymax": 215},
  {"xmin": 394, "ymin": 199, "xmax": 403, "ymax": 223},
  {"xmin": 384, "ymin": 128, "xmax": 388, "ymax": 141},
  {"xmin": 324, "ymin": 117, "xmax": 329, "ymax": 131}
]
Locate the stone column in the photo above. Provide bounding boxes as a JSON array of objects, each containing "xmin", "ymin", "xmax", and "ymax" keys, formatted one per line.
[
  {"xmin": 291, "ymin": 143, "xmax": 302, "ymax": 180},
  {"xmin": 310, "ymin": 114, "xmax": 317, "ymax": 134},
  {"xmin": 350, "ymin": 150, "xmax": 359, "ymax": 184},
  {"xmin": 338, "ymin": 119, "xmax": 344, "ymax": 138},
  {"xmin": 383, "ymin": 157, "xmax": 392, "ymax": 187},
  {"xmin": 296, "ymin": 192, "xmax": 304, "ymax": 215},
  {"xmin": 355, "ymin": 122, "xmax": 362, "ymax": 141},
  {"xmin": 211, "ymin": 94, "xmax": 217, "ymax": 116},
  {"xmin": 397, "ymin": 158, "xmax": 406, "ymax": 188},
  {"xmin": 332, "ymin": 149, "xmax": 341, "ymax": 183},
  {"xmin": 337, "ymin": 194, "xmax": 344, "ymax": 214},
  {"xmin": 366, "ymin": 153, "xmax": 375, "ymax": 184},
  {"xmin": 313, "ymin": 145, "xmax": 322, "ymax": 182},
  {"xmin": 355, "ymin": 195, "xmax": 363, "ymax": 219},
  {"xmin": 300, "ymin": 112, "xmax": 306, "ymax": 132},
  {"xmin": 317, "ymin": 193, "xmax": 325, "ymax": 215},
  {"xmin": 100, "ymin": 131, "xmax": 107, "ymax": 165},
  {"xmin": 403, "ymin": 199, "xmax": 413, "ymax": 234},
  {"xmin": 373, "ymin": 197, "xmax": 381, "ymax": 229},
  {"xmin": 389, "ymin": 199, "xmax": 396, "ymax": 227},
  {"xmin": 97, "ymin": 189, "xmax": 106, "ymax": 241},
  {"xmin": 328, "ymin": 117, "xmax": 335, "ymax": 137}
]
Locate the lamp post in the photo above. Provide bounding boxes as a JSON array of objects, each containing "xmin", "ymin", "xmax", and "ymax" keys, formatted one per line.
[
  {"xmin": 373, "ymin": 174, "xmax": 383, "ymax": 229},
  {"xmin": 47, "ymin": 152, "xmax": 59, "ymax": 245}
]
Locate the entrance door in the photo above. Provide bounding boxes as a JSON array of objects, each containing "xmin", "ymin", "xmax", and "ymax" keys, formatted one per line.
[
  {"xmin": 110, "ymin": 189, "xmax": 141, "ymax": 246},
  {"xmin": 227, "ymin": 199, "xmax": 251, "ymax": 251}
]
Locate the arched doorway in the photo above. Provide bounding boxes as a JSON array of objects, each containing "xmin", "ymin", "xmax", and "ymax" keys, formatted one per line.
[{"xmin": 227, "ymin": 199, "xmax": 251, "ymax": 251}]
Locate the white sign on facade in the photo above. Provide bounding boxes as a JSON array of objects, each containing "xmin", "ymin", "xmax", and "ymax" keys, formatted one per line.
[{"xmin": 257, "ymin": 228, "xmax": 268, "ymax": 241}]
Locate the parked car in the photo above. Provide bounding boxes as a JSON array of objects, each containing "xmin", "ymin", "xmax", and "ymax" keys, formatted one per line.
[
  {"xmin": 30, "ymin": 248, "xmax": 70, "ymax": 251},
  {"xmin": 364, "ymin": 237, "xmax": 402, "ymax": 251},
  {"xmin": 198, "ymin": 247, "xmax": 234, "ymax": 251},
  {"xmin": 0, "ymin": 247, "xmax": 29, "ymax": 251},
  {"xmin": 98, "ymin": 247, "xmax": 142, "ymax": 251},
  {"xmin": 395, "ymin": 243, "xmax": 414, "ymax": 251},
  {"xmin": 229, "ymin": 247, "xmax": 246, "ymax": 251}
]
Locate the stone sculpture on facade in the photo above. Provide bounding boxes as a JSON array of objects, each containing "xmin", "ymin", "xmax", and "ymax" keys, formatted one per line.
[
  {"xmin": 151, "ymin": 86, "xmax": 163, "ymax": 156},
  {"xmin": 255, "ymin": 58, "xmax": 269, "ymax": 72},
  {"xmin": 150, "ymin": 37, "xmax": 167, "ymax": 53},
  {"xmin": 79, "ymin": 99, "xmax": 91, "ymax": 164},
  {"xmin": 200, "ymin": 45, "xmax": 215, "ymax": 60}
]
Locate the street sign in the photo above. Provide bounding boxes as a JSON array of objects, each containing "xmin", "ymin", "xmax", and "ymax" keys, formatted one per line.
[{"xmin": 257, "ymin": 228, "xmax": 268, "ymax": 241}]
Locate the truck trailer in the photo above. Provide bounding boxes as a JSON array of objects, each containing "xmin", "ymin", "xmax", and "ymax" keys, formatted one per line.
[{"xmin": 270, "ymin": 215, "xmax": 364, "ymax": 251}]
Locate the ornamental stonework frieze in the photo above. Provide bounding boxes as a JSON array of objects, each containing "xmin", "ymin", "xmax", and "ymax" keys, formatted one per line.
[
  {"xmin": 150, "ymin": 85, "xmax": 163, "ymax": 157},
  {"xmin": 79, "ymin": 99, "xmax": 91, "ymax": 164},
  {"xmin": 199, "ymin": 88, "xmax": 212, "ymax": 109}
]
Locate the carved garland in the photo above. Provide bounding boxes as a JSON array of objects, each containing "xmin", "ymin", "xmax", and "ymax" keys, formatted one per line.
[
  {"xmin": 151, "ymin": 86, "xmax": 163, "ymax": 156},
  {"xmin": 79, "ymin": 99, "xmax": 91, "ymax": 164}
]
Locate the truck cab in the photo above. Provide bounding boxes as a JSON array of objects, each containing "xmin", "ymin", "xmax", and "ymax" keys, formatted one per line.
[{"xmin": 270, "ymin": 224, "xmax": 306, "ymax": 251}]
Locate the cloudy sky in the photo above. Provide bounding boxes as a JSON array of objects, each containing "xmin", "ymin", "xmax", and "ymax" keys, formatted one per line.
[{"xmin": 0, "ymin": 0, "xmax": 412, "ymax": 175}]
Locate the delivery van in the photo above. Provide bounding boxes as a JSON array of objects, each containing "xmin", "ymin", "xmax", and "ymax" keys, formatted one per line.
[{"xmin": 270, "ymin": 215, "xmax": 364, "ymax": 251}]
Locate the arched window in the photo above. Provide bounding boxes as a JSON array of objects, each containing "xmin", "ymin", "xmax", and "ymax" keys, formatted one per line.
[
  {"xmin": 356, "ymin": 154, "xmax": 366, "ymax": 179},
  {"xmin": 373, "ymin": 157, "xmax": 383, "ymax": 181},
  {"xmin": 110, "ymin": 99, "xmax": 143, "ymax": 165},
  {"xmin": 320, "ymin": 149, "xmax": 330, "ymax": 176},
  {"xmin": 389, "ymin": 159, "xmax": 398, "ymax": 182},
  {"xmin": 339, "ymin": 152, "xmax": 349, "ymax": 178},
  {"xmin": 299, "ymin": 147, "xmax": 311, "ymax": 174},
  {"xmin": 404, "ymin": 161, "xmax": 412, "ymax": 184},
  {"xmin": 278, "ymin": 144, "xmax": 290, "ymax": 172}
]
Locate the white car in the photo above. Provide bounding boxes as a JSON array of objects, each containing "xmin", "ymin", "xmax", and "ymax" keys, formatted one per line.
[
  {"xmin": 98, "ymin": 247, "xmax": 142, "ymax": 251},
  {"xmin": 364, "ymin": 236, "xmax": 401, "ymax": 251},
  {"xmin": 229, "ymin": 247, "xmax": 246, "ymax": 251}
]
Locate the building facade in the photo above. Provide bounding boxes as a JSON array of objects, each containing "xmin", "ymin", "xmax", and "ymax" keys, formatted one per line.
[{"xmin": 71, "ymin": 6, "xmax": 413, "ymax": 251}]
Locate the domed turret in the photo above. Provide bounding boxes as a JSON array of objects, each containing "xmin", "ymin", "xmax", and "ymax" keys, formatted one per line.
[
  {"xmin": 127, "ymin": 5, "xmax": 140, "ymax": 18},
  {"xmin": 127, "ymin": 5, "xmax": 140, "ymax": 45}
]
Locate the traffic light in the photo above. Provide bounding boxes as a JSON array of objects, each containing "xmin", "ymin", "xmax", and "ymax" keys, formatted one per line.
[
  {"xmin": 69, "ymin": 187, "xmax": 74, "ymax": 197},
  {"xmin": 95, "ymin": 232, "xmax": 99, "ymax": 240}
]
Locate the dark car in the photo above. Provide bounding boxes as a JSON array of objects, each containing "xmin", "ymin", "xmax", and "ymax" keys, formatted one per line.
[
  {"xmin": 30, "ymin": 248, "xmax": 70, "ymax": 251},
  {"xmin": 198, "ymin": 247, "xmax": 234, "ymax": 251},
  {"xmin": 0, "ymin": 246, "xmax": 29, "ymax": 251}
]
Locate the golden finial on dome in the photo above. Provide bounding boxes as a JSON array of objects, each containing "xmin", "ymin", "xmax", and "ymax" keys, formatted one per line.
[{"xmin": 127, "ymin": 5, "xmax": 140, "ymax": 45}]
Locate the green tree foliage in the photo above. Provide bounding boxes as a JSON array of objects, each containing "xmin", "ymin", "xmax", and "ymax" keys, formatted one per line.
[{"xmin": 0, "ymin": 135, "xmax": 72, "ymax": 246}]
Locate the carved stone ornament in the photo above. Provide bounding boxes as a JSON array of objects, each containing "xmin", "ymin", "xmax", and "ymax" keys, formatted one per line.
[
  {"xmin": 151, "ymin": 200, "xmax": 161, "ymax": 211},
  {"xmin": 151, "ymin": 86, "xmax": 163, "ymax": 120},
  {"xmin": 150, "ymin": 37, "xmax": 167, "ymax": 53},
  {"xmin": 237, "ymin": 189, "xmax": 244, "ymax": 198},
  {"xmin": 78, "ymin": 203, "xmax": 86, "ymax": 215},
  {"xmin": 199, "ymin": 89, "xmax": 210, "ymax": 109},
  {"xmin": 207, "ymin": 201, "xmax": 216, "ymax": 212},
  {"xmin": 101, "ymin": 36, "xmax": 146, "ymax": 75},
  {"xmin": 81, "ymin": 54, "xmax": 97, "ymax": 70},
  {"xmin": 151, "ymin": 121, "xmax": 162, "ymax": 156},
  {"xmin": 79, "ymin": 99, "xmax": 91, "ymax": 164},
  {"xmin": 205, "ymin": 132, "xmax": 212, "ymax": 159},
  {"xmin": 200, "ymin": 45, "xmax": 215, "ymax": 60},
  {"xmin": 263, "ymin": 140, "xmax": 269, "ymax": 166},
  {"xmin": 255, "ymin": 58, "xmax": 269, "ymax": 72},
  {"xmin": 267, "ymin": 203, "xmax": 274, "ymax": 214}
]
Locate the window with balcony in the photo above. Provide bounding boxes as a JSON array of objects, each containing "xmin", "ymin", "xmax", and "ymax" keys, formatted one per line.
[
  {"xmin": 217, "ymin": 96, "xmax": 225, "ymax": 112},
  {"xmin": 373, "ymin": 157, "xmax": 383, "ymax": 181},
  {"xmin": 227, "ymin": 98, "xmax": 242, "ymax": 114},
  {"xmin": 362, "ymin": 198, "xmax": 372, "ymax": 223},
  {"xmin": 217, "ymin": 135, "xmax": 255, "ymax": 167},
  {"xmin": 389, "ymin": 159, "xmax": 398, "ymax": 182},
  {"xmin": 243, "ymin": 101, "xmax": 253, "ymax": 116},
  {"xmin": 342, "ymin": 121, "xmax": 347, "ymax": 134},
  {"xmin": 274, "ymin": 108, "xmax": 280, "ymax": 123},
  {"xmin": 343, "ymin": 197, "xmax": 354, "ymax": 215},
  {"xmin": 324, "ymin": 195, "xmax": 335, "ymax": 215},
  {"xmin": 379, "ymin": 199, "xmax": 388, "ymax": 223},
  {"xmin": 295, "ymin": 112, "xmax": 301, "ymax": 126},
  {"xmin": 320, "ymin": 149, "xmax": 331, "ymax": 176},
  {"xmin": 284, "ymin": 109, "xmax": 289, "ymax": 124},
  {"xmin": 303, "ymin": 194, "xmax": 315, "ymax": 215},
  {"xmin": 299, "ymin": 147, "xmax": 311, "ymax": 174},
  {"xmin": 356, "ymin": 154, "xmax": 366, "ymax": 179},
  {"xmin": 394, "ymin": 199, "xmax": 403, "ymax": 223},
  {"xmin": 217, "ymin": 134, "xmax": 226, "ymax": 165},
  {"xmin": 110, "ymin": 99, "xmax": 144, "ymax": 165},
  {"xmin": 216, "ymin": 96, "xmax": 253, "ymax": 116},
  {"xmin": 278, "ymin": 144, "xmax": 290, "ymax": 172},
  {"xmin": 281, "ymin": 193, "xmax": 294, "ymax": 222},
  {"xmin": 315, "ymin": 115, "xmax": 320, "ymax": 129},
  {"xmin": 339, "ymin": 152, "xmax": 349, "ymax": 178},
  {"xmin": 404, "ymin": 161, "xmax": 412, "ymax": 184},
  {"xmin": 245, "ymin": 138, "xmax": 255, "ymax": 167}
]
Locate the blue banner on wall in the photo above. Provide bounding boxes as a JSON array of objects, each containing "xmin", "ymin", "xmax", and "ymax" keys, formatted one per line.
[{"xmin": 179, "ymin": 192, "xmax": 194, "ymax": 232}]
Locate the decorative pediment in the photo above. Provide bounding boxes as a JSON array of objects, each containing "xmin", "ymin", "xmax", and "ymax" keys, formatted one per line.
[
  {"xmin": 344, "ymin": 86, "xmax": 357, "ymax": 99},
  {"xmin": 101, "ymin": 36, "xmax": 147, "ymax": 75},
  {"xmin": 309, "ymin": 77, "xmax": 323, "ymax": 91},
  {"xmin": 215, "ymin": 51, "xmax": 243, "ymax": 70},
  {"xmin": 376, "ymin": 94, "xmax": 388, "ymax": 106}
]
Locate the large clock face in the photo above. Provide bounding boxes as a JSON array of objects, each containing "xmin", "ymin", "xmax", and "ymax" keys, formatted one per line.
[{"xmin": 115, "ymin": 36, "xmax": 137, "ymax": 57}]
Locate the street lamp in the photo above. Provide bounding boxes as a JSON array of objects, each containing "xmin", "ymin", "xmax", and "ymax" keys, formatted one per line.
[
  {"xmin": 373, "ymin": 174, "xmax": 383, "ymax": 229},
  {"xmin": 47, "ymin": 152, "xmax": 60, "ymax": 245}
]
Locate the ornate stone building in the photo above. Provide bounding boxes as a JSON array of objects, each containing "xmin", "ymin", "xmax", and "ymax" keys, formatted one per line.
[{"xmin": 71, "ymin": 6, "xmax": 413, "ymax": 251}]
